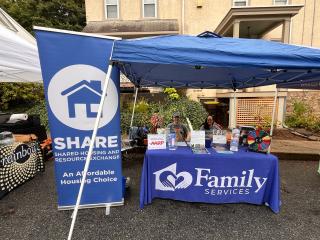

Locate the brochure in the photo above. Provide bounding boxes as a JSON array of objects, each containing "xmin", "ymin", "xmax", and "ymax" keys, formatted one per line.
[{"xmin": 191, "ymin": 147, "xmax": 210, "ymax": 154}]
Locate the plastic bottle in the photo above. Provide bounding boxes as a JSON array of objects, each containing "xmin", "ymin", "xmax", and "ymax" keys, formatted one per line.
[
  {"xmin": 168, "ymin": 133, "xmax": 176, "ymax": 150},
  {"xmin": 230, "ymin": 128, "xmax": 240, "ymax": 152}
]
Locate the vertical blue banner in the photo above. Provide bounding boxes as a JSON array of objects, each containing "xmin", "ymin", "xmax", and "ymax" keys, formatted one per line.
[{"xmin": 35, "ymin": 29, "xmax": 122, "ymax": 208}]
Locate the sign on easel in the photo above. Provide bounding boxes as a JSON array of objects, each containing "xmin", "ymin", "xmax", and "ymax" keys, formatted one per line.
[
  {"xmin": 148, "ymin": 134, "xmax": 166, "ymax": 150},
  {"xmin": 190, "ymin": 131, "xmax": 205, "ymax": 147},
  {"xmin": 212, "ymin": 130, "xmax": 227, "ymax": 145},
  {"xmin": 35, "ymin": 28, "xmax": 123, "ymax": 209}
]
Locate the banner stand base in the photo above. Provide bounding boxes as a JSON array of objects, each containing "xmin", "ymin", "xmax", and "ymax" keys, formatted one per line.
[{"xmin": 58, "ymin": 199, "xmax": 124, "ymax": 211}]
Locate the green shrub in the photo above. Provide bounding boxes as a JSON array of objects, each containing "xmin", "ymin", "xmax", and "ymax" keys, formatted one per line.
[
  {"xmin": 121, "ymin": 97, "xmax": 208, "ymax": 133},
  {"xmin": 0, "ymin": 83, "xmax": 44, "ymax": 110},
  {"xmin": 27, "ymin": 99, "xmax": 49, "ymax": 131},
  {"xmin": 285, "ymin": 100, "xmax": 319, "ymax": 132},
  {"xmin": 309, "ymin": 120, "xmax": 320, "ymax": 132}
]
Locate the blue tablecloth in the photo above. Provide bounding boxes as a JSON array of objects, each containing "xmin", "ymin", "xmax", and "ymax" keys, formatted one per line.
[{"xmin": 140, "ymin": 147, "xmax": 280, "ymax": 213}]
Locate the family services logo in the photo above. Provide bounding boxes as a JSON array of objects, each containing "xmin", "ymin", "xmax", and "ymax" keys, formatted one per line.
[
  {"xmin": 153, "ymin": 163, "xmax": 268, "ymax": 195},
  {"xmin": 47, "ymin": 64, "xmax": 118, "ymax": 131},
  {"xmin": 153, "ymin": 163, "xmax": 193, "ymax": 191}
]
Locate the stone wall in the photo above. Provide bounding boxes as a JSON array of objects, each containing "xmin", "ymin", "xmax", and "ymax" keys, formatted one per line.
[{"xmin": 286, "ymin": 91, "xmax": 320, "ymax": 117}]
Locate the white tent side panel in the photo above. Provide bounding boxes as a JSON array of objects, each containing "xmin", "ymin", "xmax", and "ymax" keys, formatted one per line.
[{"xmin": 0, "ymin": 25, "xmax": 42, "ymax": 83}]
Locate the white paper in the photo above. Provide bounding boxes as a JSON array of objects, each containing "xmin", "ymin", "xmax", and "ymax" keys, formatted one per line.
[
  {"xmin": 148, "ymin": 134, "xmax": 166, "ymax": 150},
  {"xmin": 190, "ymin": 131, "xmax": 205, "ymax": 146},
  {"xmin": 176, "ymin": 142, "xmax": 187, "ymax": 147},
  {"xmin": 212, "ymin": 134, "xmax": 227, "ymax": 144}
]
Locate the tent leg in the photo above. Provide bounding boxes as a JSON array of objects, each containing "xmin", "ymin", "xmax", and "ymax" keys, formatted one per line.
[
  {"xmin": 233, "ymin": 90, "xmax": 237, "ymax": 129},
  {"xmin": 268, "ymin": 88, "xmax": 278, "ymax": 154},
  {"xmin": 130, "ymin": 87, "xmax": 139, "ymax": 128},
  {"xmin": 67, "ymin": 63, "xmax": 114, "ymax": 240}
]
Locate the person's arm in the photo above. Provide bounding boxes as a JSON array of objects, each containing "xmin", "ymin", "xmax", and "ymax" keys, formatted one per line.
[
  {"xmin": 213, "ymin": 122, "xmax": 222, "ymax": 130},
  {"xmin": 200, "ymin": 125, "xmax": 205, "ymax": 131},
  {"xmin": 182, "ymin": 124, "xmax": 189, "ymax": 140}
]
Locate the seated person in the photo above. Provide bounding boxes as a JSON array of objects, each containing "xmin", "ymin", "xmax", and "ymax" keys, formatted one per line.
[
  {"xmin": 200, "ymin": 115, "xmax": 222, "ymax": 139},
  {"xmin": 167, "ymin": 112, "xmax": 189, "ymax": 142}
]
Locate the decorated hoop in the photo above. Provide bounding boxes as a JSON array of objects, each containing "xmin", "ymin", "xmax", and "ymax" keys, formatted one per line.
[{"xmin": 247, "ymin": 130, "xmax": 271, "ymax": 152}]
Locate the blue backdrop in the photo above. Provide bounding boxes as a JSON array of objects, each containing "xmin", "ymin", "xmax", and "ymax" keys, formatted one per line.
[{"xmin": 35, "ymin": 29, "xmax": 123, "ymax": 208}]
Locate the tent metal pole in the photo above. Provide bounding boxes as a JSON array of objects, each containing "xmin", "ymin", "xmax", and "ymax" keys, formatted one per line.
[
  {"xmin": 268, "ymin": 87, "xmax": 278, "ymax": 154},
  {"xmin": 233, "ymin": 90, "xmax": 237, "ymax": 129},
  {"xmin": 182, "ymin": 0, "xmax": 185, "ymax": 34},
  {"xmin": 68, "ymin": 47, "xmax": 115, "ymax": 240},
  {"xmin": 130, "ymin": 87, "xmax": 139, "ymax": 128}
]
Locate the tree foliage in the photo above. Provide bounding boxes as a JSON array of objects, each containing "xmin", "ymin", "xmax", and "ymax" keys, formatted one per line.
[
  {"xmin": 0, "ymin": 0, "xmax": 86, "ymax": 33},
  {"xmin": 0, "ymin": 83, "xmax": 44, "ymax": 110},
  {"xmin": 164, "ymin": 88, "xmax": 180, "ymax": 100},
  {"xmin": 121, "ymin": 97, "xmax": 207, "ymax": 133}
]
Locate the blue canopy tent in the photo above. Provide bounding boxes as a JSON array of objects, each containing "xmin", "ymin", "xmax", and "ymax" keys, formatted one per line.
[
  {"xmin": 111, "ymin": 33, "xmax": 320, "ymax": 89},
  {"xmin": 277, "ymin": 79, "xmax": 320, "ymax": 90},
  {"xmin": 110, "ymin": 32, "xmax": 320, "ymax": 152}
]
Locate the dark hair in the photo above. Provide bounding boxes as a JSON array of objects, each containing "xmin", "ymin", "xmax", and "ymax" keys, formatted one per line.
[{"xmin": 203, "ymin": 115, "xmax": 214, "ymax": 130}]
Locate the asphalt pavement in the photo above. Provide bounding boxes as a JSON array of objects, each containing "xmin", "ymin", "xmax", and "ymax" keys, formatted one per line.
[{"xmin": 1, "ymin": 154, "xmax": 320, "ymax": 240}]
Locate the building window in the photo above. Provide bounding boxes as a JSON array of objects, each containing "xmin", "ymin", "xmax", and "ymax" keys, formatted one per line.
[
  {"xmin": 233, "ymin": 0, "xmax": 248, "ymax": 6},
  {"xmin": 143, "ymin": 0, "xmax": 157, "ymax": 18},
  {"xmin": 105, "ymin": 0, "xmax": 119, "ymax": 19},
  {"xmin": 274, "ymin": 0, "xmax": 288, "ymax": 5}
]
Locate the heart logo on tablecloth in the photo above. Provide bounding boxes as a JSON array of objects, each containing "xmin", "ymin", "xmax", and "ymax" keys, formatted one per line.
[{"xmin": 154, "ymin": 163, "xmax": 193, "ymax": 191}]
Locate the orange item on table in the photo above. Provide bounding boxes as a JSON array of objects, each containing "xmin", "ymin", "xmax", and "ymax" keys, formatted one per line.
[{"xmin": 14, "ymin": 134, "xmax": 37, "ymax": 143}]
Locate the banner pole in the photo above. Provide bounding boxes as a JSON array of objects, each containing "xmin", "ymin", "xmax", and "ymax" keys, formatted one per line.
[
  {"xmin": 67, "ymin": 44, "xmax": 115, "ymax": 240},
  {"xmin": 130, "ymin": 87, "xmax": 139, "ymax": 128},
  {"xmin": 268, "ymin": 87, "xmax": 278, "ymax": 154}
]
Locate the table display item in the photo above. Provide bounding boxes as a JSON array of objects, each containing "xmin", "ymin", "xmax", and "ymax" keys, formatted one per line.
[
  {"xmin": 168, "ymin": 133, "xmax": 177, "ymax": 150},
  {"xmin": 147, "ymin": 134, "xmax": 166, "ymax": 150},
  {"xmin": 230, "ymin": 128, "xmax": 240, "ymax": 152},
  {"xmin": 0, "ymin": 141, "xmax": 44, "ymax": 199},
  {"xmin": 212, "ymin": 130, "xmax": 227, "ymax": 147},
  {"xmin": 0, "ymin": 131, "xmax": 14, "ymax": 146},
  {"xmin": 214, "ymin": 145, "xmax": 233, "ymax": 154},
  {"xmin": 247, "ymin": 130, "xmax": 271, "ymax": 152},
  {"xmin": 190, "ymin": 130, "xmax": 205, "ymax": 148},
  {"xmin": 192, "ymin": 146, "xmax": 210, "ymax": 154},
  {"xmin": 239, "ymin": 126, "xmax": 256, "ymax": 146},
  {"xmin": 176, "ymin": 141, "xmax": 188, "ymax": 147}
]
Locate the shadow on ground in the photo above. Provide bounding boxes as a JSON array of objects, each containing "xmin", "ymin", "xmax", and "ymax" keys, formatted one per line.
[{"xmin": 1, "ymin": 154, "xmax": 320, "ymax": 240}]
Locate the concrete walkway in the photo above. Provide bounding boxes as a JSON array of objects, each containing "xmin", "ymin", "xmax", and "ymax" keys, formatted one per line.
[{"xmin": 271, "ymin": 139, "xmax": 320, "ymax": 161}]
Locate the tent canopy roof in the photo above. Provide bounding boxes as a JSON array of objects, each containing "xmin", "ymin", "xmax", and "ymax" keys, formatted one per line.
[
  {"xmin": 112, "ymin": 33, "xmax": 320, "ymax": 89},
  {"xmin": 0, "ymin": 25, "xmax": 41, "ymax": 83},
  {"xmin": 277, "ymin": 80, "xmax": 320, "ymax": 90}
]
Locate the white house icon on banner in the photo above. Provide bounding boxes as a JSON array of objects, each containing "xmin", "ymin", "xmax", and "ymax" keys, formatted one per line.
[{"xmin": 61, "ymin": 80, "xmax": 103, "ymax": 118}]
